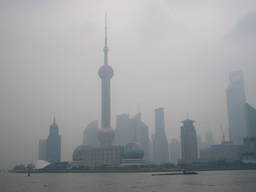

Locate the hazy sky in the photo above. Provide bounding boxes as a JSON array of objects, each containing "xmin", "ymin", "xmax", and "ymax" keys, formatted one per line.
[{"xmin": 1, "ymin": 0, "xmax": 256, "ymax": 169}]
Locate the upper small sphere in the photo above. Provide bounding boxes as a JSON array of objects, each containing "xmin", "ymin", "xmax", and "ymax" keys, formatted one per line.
[{"xmin": 98, "ymin": 65, "xmax": 114, "ymax": 79}]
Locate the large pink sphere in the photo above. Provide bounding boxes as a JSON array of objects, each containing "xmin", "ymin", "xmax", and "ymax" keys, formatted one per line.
[
  {"xmin": 98, "ymin": 65, "xmax": 114, "ymax": 79},
  {"xmin": 97, "ymin": 128, "xmax": 115, "ymax": 145}
]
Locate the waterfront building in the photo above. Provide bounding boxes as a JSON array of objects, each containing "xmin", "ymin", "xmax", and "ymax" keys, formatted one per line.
[
  {"xmin": 153, "ymin": 108, "xmax": 169, "ymax": 164},
  {"xmin": 46, "ymin": 118, "xmax": 61, "ymax": 163},
  {"xmin": 82, "ymin": 146, "xmax": 123, "ymax": 167},
  {"xmin": 226, "ymin": 70, "xmax": 247, "ymax": 144},
  {"xmin": 211, "ymin": 142, "xmax": 243, "ymax": 162},
  {"xmin": 121, "ymin": 143, "xmax": 145, "ymax": 165},
  {"xmin": 97, "ymin": 14, "xmax": 115, "ymax": 146},
  {"xmin": 180, "ymin": 118, "xmax": 198, "ymax": 162},
  {"xmin": 83, "ymin": 120, "xmax": 100, "ymax": 147},
  {"xmin": 38, "ymin": 139, "xmax": 46, "ymax": 160},
  {"xmin": 199, "ymin": 141, "xmax": 244, "ymax": 163}
]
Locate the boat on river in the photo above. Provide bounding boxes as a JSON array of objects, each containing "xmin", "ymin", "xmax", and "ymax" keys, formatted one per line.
[{"xmin": 152, "ymin": 171, "xmax": 198, "ymax": 176}]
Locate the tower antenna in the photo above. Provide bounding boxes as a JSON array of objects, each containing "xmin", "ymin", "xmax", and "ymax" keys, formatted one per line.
[
  {"xmin": 54, "ymin": 116, "xmax": 55, "ymax": 124},
  {"xmin": 104, "ymin": 13, "xmax": 108, "ymax": 65}
]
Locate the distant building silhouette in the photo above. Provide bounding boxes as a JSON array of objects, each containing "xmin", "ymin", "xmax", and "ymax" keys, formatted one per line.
[
  {"xmin": 243, "ymin": 103, "xmax": 256, "ymax": 161},
  {"xmin": 180, "ymin": 118, "xmax": 198, "ymax": 162},
  {"xmin": 114, "ymin": 114, "xmax": 130, "ymax": 146},
  {"xmin": 129, "ymin": 113, "xmax": 150, "ymax": 163},
  {"xmin": 114, "ymin": 113, "xmax": 150, "ymax": 163},
  {"xmin": 46, "ymin": 118, "xmax": 61, "ymax": 163},
  {"xmin": 38, "ymin": 139, "xmax": 46, "ymax": 160},
  {"xmin": 226, "ymin": 70, "xmax": 247, "ymax": 144},
  {"xmin": 83, "ymin": 120, "xmax": 100, "ymax": 147},
  {"xmin": 153, "ymin": 108, "xmax": 169, "ymax": 164},
  {"xmin": 169, "ymin": 138, "xmax": 181, "ymax": 165},
  {"xmin": 205, "ymin": 129, "xmax": 215, "ymax": 148}
]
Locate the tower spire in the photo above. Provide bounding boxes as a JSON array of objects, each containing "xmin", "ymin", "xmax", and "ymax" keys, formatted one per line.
[
  {"xmin": 54, "ymin": 116, "xmax": 55, "ymax": 124},
  {"xmin": 104, "ymin": 13, "xmax": 109, "ymax": 65}
]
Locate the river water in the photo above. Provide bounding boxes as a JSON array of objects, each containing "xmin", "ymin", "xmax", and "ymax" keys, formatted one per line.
[{"xmin": 1, "ymin": 170, "xmax": 256, "ymax": 192}]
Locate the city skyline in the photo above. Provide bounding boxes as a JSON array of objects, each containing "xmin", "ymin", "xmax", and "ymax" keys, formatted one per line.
[{"xmin": 1, "ymin": 1, "xmax": 256, "ymax": 169}]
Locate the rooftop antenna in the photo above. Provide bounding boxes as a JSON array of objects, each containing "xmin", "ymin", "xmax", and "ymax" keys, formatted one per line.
[
  {"xmin": 89, "ymin": 115, "xmax": 91, "ymax": 124},
  {"xmin": 187, "ymin": 110, "xmax": 189, "ymax": 119},
  {"xmin": 54, "ymin": 116, "xmax": 56, "ymax": 124},
  {"xmin": 138, "ymin": 104, "xmax": 140, "ymax": 113}
]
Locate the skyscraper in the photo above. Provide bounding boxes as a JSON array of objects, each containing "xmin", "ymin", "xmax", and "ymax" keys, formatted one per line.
[
  {"xmin": 83, "ymin": 120, "xmax": 100, "ymax": 147},
  {"xmin": 129, "ymin": 113, "xmax": 150, "ymax": 163},
  {"xmin": 205, "ymin": 129, "xmax": 215, "ymax": 148},
  {"xmin": 169, "ymin": 138, "xmax": 181, "ymax": 165},
  {"xmin": 180, "ymin": 118, "xmax": 198, "ymax": 162},
  {"xmin": 243, "ymin": 103, "xmax": 256, "ymax": 160},
  {"xmin": 97, "ymin": 15, "xmax": 115, "ymax": 146},
  {"xmin": 114, "ymin": 114, "xmax": 130, "ymax": 146},
  {"xmin": 46, "ymin": 118, "xmax": 61, "ymax": 163},
  {"xmin": 38, "ymin": 139, "xmax": 46, "ymax": 160},
  {"xmin": 226, "ymin": 70, "xmax": 247, "ymax": 144},
  {"xmin": 114, "ymin": 113, "xmax": 150, "ymax": 162},
  {"xmin": 153, "ymin": 108, "xmax": 169, "ymax": 164},
  {"xmin": 245, "ymin": 103, "xmax": 256, "ymax": 138}
]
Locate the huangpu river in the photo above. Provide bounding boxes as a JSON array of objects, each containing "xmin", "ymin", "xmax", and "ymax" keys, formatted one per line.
[{"xmin": 1, "ymin": 170, "xmax": 256, "ymax": 192}]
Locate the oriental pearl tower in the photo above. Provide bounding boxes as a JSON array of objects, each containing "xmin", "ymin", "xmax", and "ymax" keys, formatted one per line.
[{"xmin": 97, "ymin": 15, "xmax": 115, "ymax": 146}]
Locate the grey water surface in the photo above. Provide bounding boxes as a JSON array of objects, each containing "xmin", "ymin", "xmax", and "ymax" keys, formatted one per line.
[{"xmin": 1, "ymin": 170, "xmax": 256, "ymax": 192}]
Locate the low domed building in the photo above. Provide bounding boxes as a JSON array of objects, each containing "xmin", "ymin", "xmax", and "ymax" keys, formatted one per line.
[{"xmin": 121, "ymin": 143, "xmax": 145, "ymax": 165}]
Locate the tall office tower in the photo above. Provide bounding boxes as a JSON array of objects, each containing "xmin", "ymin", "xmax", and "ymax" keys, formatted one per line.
[
  {"xmin": 153, "ymin": 108, "xmax": 169, "ymax": 164},
  {"xmin": 114, "ymin": 114, "xmax": 130, "ymax": 146},
  {"xmin": 205, "ymin": 130, "xmax": 215, "ymax": 148},
  {"xmin": 243, "ymin": 103, "xmax": 256, "ymax": 160},
  {"xmin": 226, "ymin": 70, "xmax": 247, "ymax": 144},
  {"xmin": 46, "ymin": 118, "xmax": 61, "ymax": 163},
  {"xmin": 38, "ymin": 139, "xmax": 46, "ymax": 160},
  {"xmin": 180, "ymin": 118, "xmax": 198, "ymax": 162},
  {"xmin": 129, "ymin": 113, "xmax": 150, "ymax": 163},
  {"xmin": 83, "ymin": 120, "xmax": 100, "ymax": 147},
  {"xmin": 97, "ymin": 15, "xmax": 115, "ymax": 146},
  {"xmin": 169, "ymin": 138, "xmax": 181, "ymax": 165}
]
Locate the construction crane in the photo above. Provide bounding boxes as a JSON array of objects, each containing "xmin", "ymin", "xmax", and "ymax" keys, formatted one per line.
[{"xmin": 220, "ymin": 124, "xmax": 225, "ymax": 142}]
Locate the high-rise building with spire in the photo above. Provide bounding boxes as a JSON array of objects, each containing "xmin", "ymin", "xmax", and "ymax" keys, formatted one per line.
[
  {"xmin": 180, "ymin": 118, "xmax": 198, "ymax": 162},
  {"xmin": 97, "ymin": 14, "xmax": 115, "ymax": 146},
  {"xmin": 226, "ymin": 70, "xmax": 247, "ymax": 144},
  {"xmin": 46, "ymin": 117, "xmax": 61, "ymax": 163}
]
